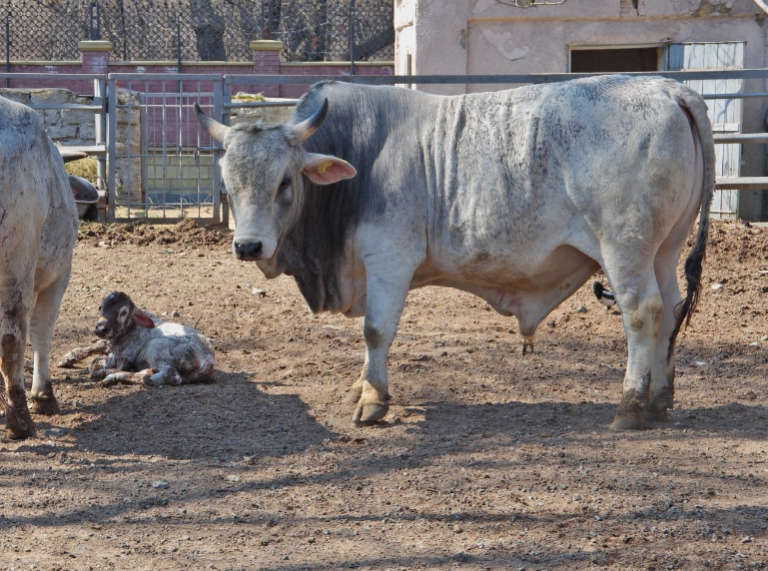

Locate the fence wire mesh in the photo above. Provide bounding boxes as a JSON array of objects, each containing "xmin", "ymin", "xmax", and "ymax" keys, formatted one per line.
[{"xmin": 0, "ymin": 0, "xmax": 393, "ymax": 63}]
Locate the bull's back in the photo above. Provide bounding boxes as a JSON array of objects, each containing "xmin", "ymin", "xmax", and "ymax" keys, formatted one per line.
[{"xmin": 428, "ymin": 76, "xmax": 701, "ymax": 273}]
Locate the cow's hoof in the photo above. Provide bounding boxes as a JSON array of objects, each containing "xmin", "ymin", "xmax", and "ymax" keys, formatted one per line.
[
  {"xmin": 30, "ymin": 394, "xmax": 61, "ymax": 416},
  {"xmin": 610, "ymin": 414, "xmax": 646, "ymax": 430},
  {"xmin": 4, "ymin": 407, "xmax": 36, "ymax": 440},
  {"xmin": 647, "ymin": 405, "xmax": 669, "ymax": 423},
  {"xmin": 352, "ymin": 402, "xmax": 389, "ymax": 425}
]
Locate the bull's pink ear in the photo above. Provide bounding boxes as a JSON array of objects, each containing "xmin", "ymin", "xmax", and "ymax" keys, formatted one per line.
[
  {"xmin": 133, "ymin": 310, "xmax": 155, "ymax": 329},
  {"xmin": 302, "ymin": 153, "xmax": 357, "ymax": 185}
]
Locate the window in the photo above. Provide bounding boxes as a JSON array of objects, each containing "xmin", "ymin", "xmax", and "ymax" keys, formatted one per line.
[{"xmin": 570, "ymin": 47, "xmax": 662, "ymax": 73}]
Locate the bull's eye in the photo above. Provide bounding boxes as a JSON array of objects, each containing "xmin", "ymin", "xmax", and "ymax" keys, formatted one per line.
[{"xmin": 278, "ymin": 177, "xmax": 291, "ymax": 193}]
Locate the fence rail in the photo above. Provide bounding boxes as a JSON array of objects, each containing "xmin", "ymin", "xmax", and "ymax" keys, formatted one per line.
[{"xmin": 0, "ymin": 69, "xmax": 767, "ymax": 223}]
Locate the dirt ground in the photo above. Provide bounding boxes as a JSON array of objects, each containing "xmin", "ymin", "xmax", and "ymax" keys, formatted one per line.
[{"xmin": 2, "ymin": 219, "xmax": 768, "ymax": 571}]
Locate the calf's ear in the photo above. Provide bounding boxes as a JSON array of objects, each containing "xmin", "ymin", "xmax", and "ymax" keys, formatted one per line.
[
  {"xmin": 302, "ymin": 153, "xmax": 357, "ymax": 185},
  {"xmin": 133, "ymin": 310, "xmax": 155, "ymax": 329}
]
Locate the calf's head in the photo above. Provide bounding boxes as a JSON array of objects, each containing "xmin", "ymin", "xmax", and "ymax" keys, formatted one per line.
[
  {"xmin": 94, "ymin": 291, "xmax": 155, "ymax": 340},
  {"xmin": 194, "ymin": 100, "xmax": 356, "ymax": 277}
]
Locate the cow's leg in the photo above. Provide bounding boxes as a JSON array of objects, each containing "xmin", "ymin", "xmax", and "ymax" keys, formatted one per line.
[
  {"xmin": 604, "ymin": 259, "xmax": 663, "ymax": 430},
  {"xmin": 353, "ymin": 265, "xmax": 413, "ymax": 425},
  {"xmin": 28, "ymin": 271, "xmax": 71, "ymax": 415},
  {"xmin": 58, "ymin": 339, "xmax": 110, "ymax": 368},
  {"xmin": 648, "ymin": 248, "xmax": 684, "ymax": 422},
  {"xmin": 0, "ymin": 283, "xmax": 35, "ymax": 439}
]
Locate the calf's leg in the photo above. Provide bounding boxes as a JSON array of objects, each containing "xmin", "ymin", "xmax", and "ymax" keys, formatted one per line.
[{"xmin": 58, "ymin": 339, "xmax": 110, "ymax": 368}]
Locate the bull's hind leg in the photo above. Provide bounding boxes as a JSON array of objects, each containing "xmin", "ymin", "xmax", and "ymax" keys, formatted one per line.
[
  {"xmin": 28, "ymin": 270, "xmax": 72, "ymax": 415},
  {"xmin": 0, "ymin": 282, "xmax": 35, "ymax": 439},
  {"xmin": 602, "ymin": 256, "xmax": 663, "ymax": 430},
  {"xmin": 648, "ymin": 248, "xmax": 685, "ymax": 422}
]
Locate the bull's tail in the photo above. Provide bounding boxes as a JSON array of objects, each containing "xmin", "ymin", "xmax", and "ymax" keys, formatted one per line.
[{"xmin": 668, "ymin": 91, "xmax": 715, "ymax": 358}]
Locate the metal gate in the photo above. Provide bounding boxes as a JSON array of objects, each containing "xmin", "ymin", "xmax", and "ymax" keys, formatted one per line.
[{"xmin": 106, "ymin": 74, "xmax": 224, "ymax": 222}]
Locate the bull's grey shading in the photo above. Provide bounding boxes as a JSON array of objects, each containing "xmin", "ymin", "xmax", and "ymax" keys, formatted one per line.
[
  {"xmin": 59, "ymin": 291, "xmax": 216, "ymax": 387},
  {"xmin": 196, "ymin": 75, "xmax": 714, "ymax": 429},
  {"xmin": 0, "ymin": 96, "xmax": 99, "ymax": 439}
]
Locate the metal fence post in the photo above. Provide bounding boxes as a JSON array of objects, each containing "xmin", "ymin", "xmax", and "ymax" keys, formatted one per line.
[
  {"xmin": 349, "ymin": 0, "xmax": 355, "ymax": 75},
  {"xmin": 107, "ymin": 76, "xmax": 117, "ymax": 220},
  {"xmin": 5, "ymin": 13, "xmax": 9, "ymax": 88},
  {"xmin": 213, "ymin": 81, "xmax": 223, "ymax": 224},
  {"xmin": 89, "ymin": 2, "xmax": 101, "ymax": 41}
]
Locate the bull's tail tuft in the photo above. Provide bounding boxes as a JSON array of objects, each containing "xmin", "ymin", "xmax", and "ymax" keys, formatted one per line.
[{"xmin": 667, "ymin": 94, "xmax": 715, "ymax": 362}]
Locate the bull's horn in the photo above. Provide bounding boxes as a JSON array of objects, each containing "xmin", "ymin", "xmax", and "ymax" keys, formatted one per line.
[
  {"xmin": 194, "ymin": 102, "xmax": 230, "ymax": 142},
  {"xmin": 58, "ymin": 149, "xmax": 88, "ymax": 163},
  {"xmin": 292, "ymin": 99, "xmax": 328, "ymax": 145}
]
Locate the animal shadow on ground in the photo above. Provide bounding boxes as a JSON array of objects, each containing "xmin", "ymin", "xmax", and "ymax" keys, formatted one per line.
[{"xmin": 12, "ymin": 370, "xmax": 334, "ymax": 461}]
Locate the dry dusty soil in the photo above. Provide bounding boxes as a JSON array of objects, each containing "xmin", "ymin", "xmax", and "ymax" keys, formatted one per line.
[{"xmin": 2, "ymin": 219, "xmax": 768, "ymax": 571}]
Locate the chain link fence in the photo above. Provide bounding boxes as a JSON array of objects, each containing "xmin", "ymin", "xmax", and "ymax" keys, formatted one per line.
[{"xmin": 0, "ymin": 0, "xmax": 393, "ymax": 63}]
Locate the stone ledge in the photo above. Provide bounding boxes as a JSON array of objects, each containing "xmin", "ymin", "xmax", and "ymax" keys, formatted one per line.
[
  {"xmin": 78, "ymin": 41, "xmax": 114, "ymax": 51},
  {"xmin": 250, "ymin": 40, "xmax": 284, "ymax": 51}
]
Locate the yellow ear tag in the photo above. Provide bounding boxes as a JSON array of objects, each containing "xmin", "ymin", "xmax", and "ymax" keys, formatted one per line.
[{"xmin": 317, "ymin": 160, "xmax": 333, "ymax": 174}]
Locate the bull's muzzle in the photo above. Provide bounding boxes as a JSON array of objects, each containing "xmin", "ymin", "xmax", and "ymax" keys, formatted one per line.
[{"xmin": 233, "ymin": 240, "xmax": 263, "ymax": 261}]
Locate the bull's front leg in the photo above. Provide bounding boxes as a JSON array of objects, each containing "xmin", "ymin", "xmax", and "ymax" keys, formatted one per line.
[{"xmin": 352, "ymin": 262, "xmax": 413, "ymax": 425}]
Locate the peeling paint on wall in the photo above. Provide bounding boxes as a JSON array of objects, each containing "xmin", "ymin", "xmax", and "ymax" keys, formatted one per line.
[
  {"xmin": 693, "ymin": 0, "xmax": 735, "ymax": 17},
  {"xmin": 481, "ymin": 29, "xmax": 530, "ymax": 61}
]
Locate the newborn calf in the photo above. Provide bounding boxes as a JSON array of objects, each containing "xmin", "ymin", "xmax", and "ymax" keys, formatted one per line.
[{"xmin": 59, "ymin": 291, "xmax": 215, "ymax": 386}]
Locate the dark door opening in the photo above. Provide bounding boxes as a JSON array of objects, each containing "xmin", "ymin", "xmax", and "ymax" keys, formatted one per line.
[{"xmin": 571, "ymin": 47, "xmax": 661, "ymax": 73}]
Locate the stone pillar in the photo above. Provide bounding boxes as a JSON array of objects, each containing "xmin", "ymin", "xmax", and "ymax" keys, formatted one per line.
[
  {"xmin": 78, "ymin": 40, "xmax": 113, "ymax": 74},
  {"xmin": 250, "ymin": 40, "xmax": 283, "ymax": 97}
]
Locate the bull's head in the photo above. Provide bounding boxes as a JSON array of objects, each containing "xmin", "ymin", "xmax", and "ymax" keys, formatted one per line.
[{"xmin": 194, "ymin": 100, "xmax": 356, "ymax": 277}]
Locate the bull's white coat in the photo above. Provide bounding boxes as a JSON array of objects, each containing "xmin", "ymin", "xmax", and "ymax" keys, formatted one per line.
[
  {"xmin": 197, "ymin": 75, "xmax": 714, "ymax": 429},
  {"xmin": 0, "ymin": 96, "xmax": 82, "ymax": 438}
]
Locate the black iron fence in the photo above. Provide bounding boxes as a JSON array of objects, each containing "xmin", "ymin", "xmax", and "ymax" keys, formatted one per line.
[{"xmin": 0, "ymin": 0, "xmax": 393, "ymax": 63}]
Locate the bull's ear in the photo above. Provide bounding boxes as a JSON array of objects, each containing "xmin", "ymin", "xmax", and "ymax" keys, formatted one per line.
[
  {"xmin": 194, "ymin": 102, "xmax": 229, "ymax": 142},
  {"xmin": 302, "ymin": 152, "xmax": 357, "ymax": 185},
  {"xmin": 133, "ymin": 309, "xmax": 155, "ymax": 329}
]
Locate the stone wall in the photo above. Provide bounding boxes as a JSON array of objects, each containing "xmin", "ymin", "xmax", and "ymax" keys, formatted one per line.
[{"xmin": 0, "ymin": 87, "xmax": 142, "ymax": 205}]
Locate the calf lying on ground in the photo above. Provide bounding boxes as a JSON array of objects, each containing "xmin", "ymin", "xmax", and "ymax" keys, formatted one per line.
[{"xmin": 59, "ymin": 291, "xmax": 215, "ymax": 386}]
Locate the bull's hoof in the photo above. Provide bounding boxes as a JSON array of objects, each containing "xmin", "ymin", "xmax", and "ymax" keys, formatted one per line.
[
  {"xmin": 29, "ymin": 394, "xmax": 61, "ymax": 416},
  {"xmin": 343, "ymin": 387, "xmax": 362, "ymax": 404},
  {"xmin": 352, "ymin": 402, "xmax": 389, "ymax": 425},
  {"xmin": 610, "ymin": 414, "xmax": 646, "ymax": 431}
]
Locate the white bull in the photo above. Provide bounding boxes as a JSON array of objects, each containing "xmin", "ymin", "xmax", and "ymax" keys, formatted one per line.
[
  {"xmin": 0, "ymin": 95, "xmax": 98, "ymax": 439},
  {"xmin": 196, "ymin": 75, "xmax": 714, "ymax": 429}
]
